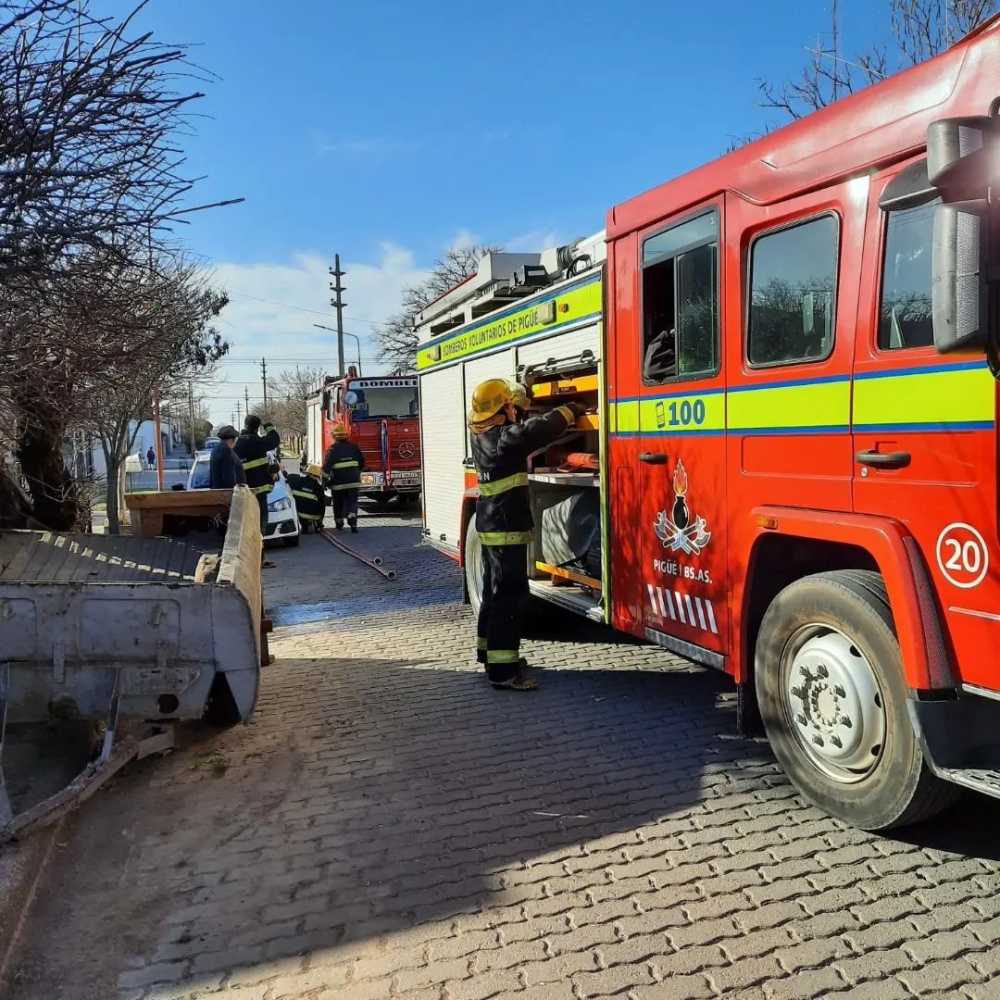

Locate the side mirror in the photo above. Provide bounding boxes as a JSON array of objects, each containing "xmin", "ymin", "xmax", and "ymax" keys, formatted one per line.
[
  {"xmin": 927, "ymin": 117, "xmax": 996, "ymax": 198},
  {"xmin": 932, "ymin": 202, "xmax": 986, "ymax": 353}
]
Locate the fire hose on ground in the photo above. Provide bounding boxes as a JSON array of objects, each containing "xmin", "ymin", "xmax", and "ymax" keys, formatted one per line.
[{"xmin": 319, "ymin": 528, "xmax": 396, "ymax": 580}]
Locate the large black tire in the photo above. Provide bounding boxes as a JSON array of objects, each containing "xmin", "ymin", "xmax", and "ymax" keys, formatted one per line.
[{"xmin": 755, "ymin": 569, "xmax": 959, "ymax": 831}]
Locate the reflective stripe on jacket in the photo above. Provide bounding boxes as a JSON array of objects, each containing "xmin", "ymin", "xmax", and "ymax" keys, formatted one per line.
[
  {"xmin": 234, "ymin": 423, "xmax": 281, "ymax": 495},
  {"xmin": 471, "ymin": 406, "xmax": 574, "ymax": 544},
  {"xmin": 323, "ymin": 440, "xmax": 365, "ymax": 490}
]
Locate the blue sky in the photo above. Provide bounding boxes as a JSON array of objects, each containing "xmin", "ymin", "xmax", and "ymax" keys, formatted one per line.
[{"xmin": 104, "ymin": 0, "xmax": 896, "ymax": 425}]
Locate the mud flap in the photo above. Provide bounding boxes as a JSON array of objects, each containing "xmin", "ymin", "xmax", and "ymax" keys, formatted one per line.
[{"xmin": 737, "ymin": 680, "xmax": 764, "ymax": 739}]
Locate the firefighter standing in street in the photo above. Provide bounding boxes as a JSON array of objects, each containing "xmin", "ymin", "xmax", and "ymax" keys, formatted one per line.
[
  {"xmin": 234, "ymin": 414, "xmax": 281, "ymax": 567},
  {"xmin": 287, "ymin": 464, "xmax": 326, "ymax": 533},
  {"xmin": 469, "ymin": 378, "xmax": 585, "ymax": 691},
  {"xmin": 323, "ymin": 424, "xmax": 364, "ymax": 532}
]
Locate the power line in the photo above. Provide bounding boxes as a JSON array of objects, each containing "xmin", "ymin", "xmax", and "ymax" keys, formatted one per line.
[{"xmin": 226, "ymin": 290, "xmax": 389, "ymax": 327}]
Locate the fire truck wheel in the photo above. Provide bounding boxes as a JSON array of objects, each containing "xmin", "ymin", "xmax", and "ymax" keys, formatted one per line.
[
  {"xmin": 755, "ymin": 569, "xmax": 958, "ymax": 831},
  {"xmin": 464, "ymin": 516, "xmax": 485, "ymax": 615}
]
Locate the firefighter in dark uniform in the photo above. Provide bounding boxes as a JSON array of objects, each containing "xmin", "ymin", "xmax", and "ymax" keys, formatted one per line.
[
  {"xmin": 234, "ymin": 414, "xmax": 281, "ymax": 566},
  {"xmin": 469, "ymin": 378, "xmax": 585, "ymax": 691},
  {"xmin": 287, "ymin": 464, "xmax": 326, "ymax": 533},
  {"xmin": 323, "ymin": 424, "xmax": 364, "ymax": 532}
]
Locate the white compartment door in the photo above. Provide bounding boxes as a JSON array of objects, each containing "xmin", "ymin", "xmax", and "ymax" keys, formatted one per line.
[{"xmin": 420, "ymin": 364, "xmax": 467, "ymax": 550}]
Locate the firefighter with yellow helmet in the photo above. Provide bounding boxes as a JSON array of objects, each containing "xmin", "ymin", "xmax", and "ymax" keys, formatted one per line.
[
  {"xmin": 469, "ymin": 378, "xmax": 584, "ymax": 690},
  {"xmin": 286, "ymin": 463, "xmax": 326, "ymax": 533},
  {"xmin": 323, "ymin": 424, "xmax": 365, "ymax": 532}
]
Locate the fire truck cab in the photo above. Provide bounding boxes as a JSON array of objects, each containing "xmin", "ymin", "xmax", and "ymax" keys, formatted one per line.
[
  {"xmin": 307, "ymin": 368, "xmax": 421, "ymax": 507},
  {"xmin": 417, "ymin": 16, "xmax": 1000, "ymax": 831}
]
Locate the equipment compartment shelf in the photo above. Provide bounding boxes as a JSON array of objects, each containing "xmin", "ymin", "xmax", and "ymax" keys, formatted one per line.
[{"xmin": 528, "ymin": 473, "xmax": 599, "ymax": 488}]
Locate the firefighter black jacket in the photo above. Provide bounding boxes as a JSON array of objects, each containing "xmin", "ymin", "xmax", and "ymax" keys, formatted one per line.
[
  {"xmin": 323, "ymin": 440, "xmax": 365, "ymax": 489},
  {"xmin": 234, "ymin": 423, "xmax": 280, "ymax": 495},
  {"xmin": 471, "ymin": 406, "xmax": 575, "ymax": 544},
  {"xmin": 286, "ymin": 473, "xmax": 325, "ymax": 521}
]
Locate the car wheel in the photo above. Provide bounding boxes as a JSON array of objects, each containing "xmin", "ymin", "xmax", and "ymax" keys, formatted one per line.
[
  {"xmin": 283, "ymin": 534, "xmax": 300, "ymax": 548},
  {"xmin": 755, "ymin": 569, "xmax": 959, "ymax": 831}
]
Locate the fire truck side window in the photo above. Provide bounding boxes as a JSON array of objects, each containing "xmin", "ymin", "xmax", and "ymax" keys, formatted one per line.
[
  {"xmin": 747, "ymin": 214, "xmax": 839, "ymax": 367},
  {"xmin": 877, "ymin": 199, "xmax": 939, "ymax": 350},
  {"xmin": 641, "ymin": 211, "xmax": 719, "ymax": 385}
]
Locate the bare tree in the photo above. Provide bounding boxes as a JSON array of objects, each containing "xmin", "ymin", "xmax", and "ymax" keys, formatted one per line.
[
  {"xmin": 74, "ymin": 254, "xmax": 228, "ymax": 533},
  {"xmin": 0, "ymin": 0, "xmax": 229, "ymax": 528},
  {"xmin": 251, "ymin": 366, "xmax": 324, "ymax": 454},
  {"xmin": 374, "ymin": 243, "xmax": 501, "ymax": 373},
  {"xmin": 758, "ymin": 0, "xmax": 995, "ymax": 122}
]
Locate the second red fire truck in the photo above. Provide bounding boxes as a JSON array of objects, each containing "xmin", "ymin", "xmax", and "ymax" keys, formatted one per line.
[{"xmin": 306, "ymin": 369, "xmax": 421, "ymax": 507}]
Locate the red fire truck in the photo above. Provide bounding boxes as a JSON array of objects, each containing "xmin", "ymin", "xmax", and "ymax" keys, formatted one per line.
[
  {"xmin": 416, "ymin": 16, "xmax": 1000, "ymax": 831},
  {"xmin": 306, "ymin": 368, "xmax": 421, "ymax": 507}
]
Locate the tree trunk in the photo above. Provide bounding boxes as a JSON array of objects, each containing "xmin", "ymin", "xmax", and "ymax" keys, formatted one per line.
[
  {"xmin": 14, "ymin": 384, "xmax": 80, "ymax": 531},
  {"xmin": 105, "ymin": 457, "xmax": 123, "ymax": 534}
]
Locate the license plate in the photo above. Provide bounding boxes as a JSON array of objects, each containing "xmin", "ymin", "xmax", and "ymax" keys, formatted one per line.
[{"xmin": 392, "ymin": 471, "xmax": 421, "ymax": 480}]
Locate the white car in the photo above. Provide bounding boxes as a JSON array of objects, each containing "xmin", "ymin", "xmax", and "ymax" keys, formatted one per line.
[{"xmin": 187, "ymin": 449, "xmax": 300, "ymax": 548}]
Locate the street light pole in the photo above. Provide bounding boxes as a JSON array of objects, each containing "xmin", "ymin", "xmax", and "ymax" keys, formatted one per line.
[{"xmin": 312, "ymin": 324, "xmax": 362, "ymax": 374}]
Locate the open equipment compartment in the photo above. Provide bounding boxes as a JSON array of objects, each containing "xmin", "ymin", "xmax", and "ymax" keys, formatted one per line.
[{"xmin": 518, "ymin": 350, "xmax": 607, "ymax": 621}]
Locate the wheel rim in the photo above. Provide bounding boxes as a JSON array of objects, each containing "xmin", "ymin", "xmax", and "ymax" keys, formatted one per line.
[
  {"xmin": 779, "ymin": 624, "xmax": 887, "ymax": 784},
  {"xmin": 466, "ymin": 526, "xmax": 484, "ymax": 610}
]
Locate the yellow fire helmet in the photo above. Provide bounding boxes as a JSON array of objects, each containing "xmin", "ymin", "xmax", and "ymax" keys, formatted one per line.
[
  {"xmin": 508, "ymin": 380, "xmax": 530, "ymax": 411},
  {"xmin": 332, "ymin": 424, "xmax": 349, "ymax": 440},
  {"xmin": 307, "ymin": 464, "xmax": 323, "ymax": 478},
  {"xmin": 468, "ymin": 378, "xmax": 513, "ymax": 424}
]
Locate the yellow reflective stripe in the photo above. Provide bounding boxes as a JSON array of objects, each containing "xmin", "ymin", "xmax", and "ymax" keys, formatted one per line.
[
  {"xmin": 487, "ymin": 650, "xmax": 520, "ymax": 664},
  {"xmin": 476, "ymin": 637, "xmax": 487, "ymax": 651},
  {"xmin": 332, "ymin": 483, "xmax": 360, "ymax": 491},
  {"xmin": 608, "ymin": 364, "xmax": 995, "ymax": 437},
  {"xmin": 333, "ymin": 460, "xmax": 359, "ymax": 469},
  {"xmin": 242, "ymin": 457, "xmax": 269, "ymax": 470},
  {"xmin": 478, "ymin": 530, "xmax": 531, "ymax": 545},
  {"xmin": 729, "ymin": 379, "xmax": 849, "ymax": 433},
  {"xmin": 298, "ymin": 512, "xmax": 322, "ymax": 520},
  {"xmin": 251, "ymin": 483, "xmax": 274, "ymax": 494},
  {"xmin": 291, "ymin": 490, "xmax": 314, "ymax": 500},
  {"xmin": 478, "ymin": 472, "xmax": 528, "ymax": 496},
  {"xmin": 853, "ymin": 362, "xmax": 994, "ymax": 431},
  {"xmin": 417, "ymin": 272, "xmax": 602, "ymax": 371}
]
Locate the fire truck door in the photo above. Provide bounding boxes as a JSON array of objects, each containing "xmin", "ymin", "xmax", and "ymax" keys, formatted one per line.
[
  {"xmin": 852, "ymin": 164, "xmax": 999, "ymax": 690},
  {"xmin": 636, "ymin": 204, "xmax": 729, "ymax": 660}
]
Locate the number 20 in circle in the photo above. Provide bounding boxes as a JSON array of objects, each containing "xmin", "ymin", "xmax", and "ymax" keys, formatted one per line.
[{"xmin": 935, "ymin": 522, "xmax": 989, "ymax": 589}]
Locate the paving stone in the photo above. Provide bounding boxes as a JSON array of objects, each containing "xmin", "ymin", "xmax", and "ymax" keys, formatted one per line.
[{"xmin": 4, "ymin": 518, "xmax": 1000, "ymax": 1000}]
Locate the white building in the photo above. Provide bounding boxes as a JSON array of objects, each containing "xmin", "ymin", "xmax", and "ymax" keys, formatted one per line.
[{"xmin": 65, "ymin": 420, "xmax": 177, "ymax": 480}]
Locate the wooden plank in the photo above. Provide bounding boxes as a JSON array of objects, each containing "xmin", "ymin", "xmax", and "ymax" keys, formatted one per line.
[{"xmin": 125, "ymin": 489, "xmax": 233, "ymax": 511}]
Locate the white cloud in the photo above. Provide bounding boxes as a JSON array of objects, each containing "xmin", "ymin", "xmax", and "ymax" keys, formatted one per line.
[
  {"xmin": 310, "ymin": 133, "xmax": 414, "ymax": 160},
  {"xmin": 505, "ymin": 228, "xmax": 565, "ymax": 253},
  {"xmin": 201, "ymin": 244, "xmax": 429, "ymax": 426}
]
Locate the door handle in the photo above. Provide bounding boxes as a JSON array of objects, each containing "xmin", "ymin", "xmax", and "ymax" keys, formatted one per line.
[
  {"xmin": 639, "ymin": 452, "xmax": 668, "ymax": 465},
  {"xmin": 856, "ymin": 449, "xmax": 911, "ymax": 469}
]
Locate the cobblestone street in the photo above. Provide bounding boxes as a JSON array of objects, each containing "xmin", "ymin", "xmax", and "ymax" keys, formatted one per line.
[{"xmin": 5, "ymin": 515, "xmax": 1000, "ymax": 1000}]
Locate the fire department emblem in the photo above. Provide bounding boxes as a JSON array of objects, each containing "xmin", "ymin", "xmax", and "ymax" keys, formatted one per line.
[
  {"xmin": 654, "ymin": 460, "xmax": 711, "ymax": 556},
  {"xmin": 397, "ymin": 441, "xmax": 415, "ymax": 459}
]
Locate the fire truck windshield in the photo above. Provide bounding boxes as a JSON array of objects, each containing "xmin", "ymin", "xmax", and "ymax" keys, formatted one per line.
[{"xmin": 344, "ymin": 384, "xmax": 418, "ymax": 419}]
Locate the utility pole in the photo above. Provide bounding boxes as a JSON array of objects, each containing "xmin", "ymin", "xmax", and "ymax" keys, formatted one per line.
[
  {"xmin": 261, "ymin": 357, "xmax": 269, "ymax": 410},
  {"xmin": 329, "ymin": 254, "xmax": 347, "ymax": 377},
  {"xmin": 245, "ymin": 385, "xmax": 250, "ymax": 418},
  {"xmin": 236, "ymin": 400, "xmax": 242, "ymax": 427},
  {"xmin": 188, "ymin": 384, "xmax": 196, "ymax": 456}
]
